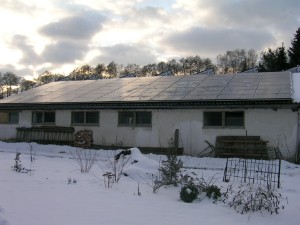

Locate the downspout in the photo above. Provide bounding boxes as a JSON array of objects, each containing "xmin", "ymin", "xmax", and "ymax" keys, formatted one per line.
[{"xmin": 297, "ymin": 110, "xmax": 300, "ymax": 163}]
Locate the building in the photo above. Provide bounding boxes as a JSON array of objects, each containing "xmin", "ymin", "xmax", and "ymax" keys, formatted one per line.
[{"xmin": 0, "ymin": 71, "xmax": 299, "ymax": 161}]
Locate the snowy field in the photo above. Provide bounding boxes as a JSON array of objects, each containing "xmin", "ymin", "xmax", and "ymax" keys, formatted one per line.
[{"xmin": 0, "ymin": 141, "xmax": 300, "ymax": 225}]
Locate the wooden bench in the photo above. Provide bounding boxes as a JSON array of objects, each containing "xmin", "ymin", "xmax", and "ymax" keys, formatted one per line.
[
  {"xmin": 215, "ymin": 136, "xmax": 269, "ymax": 159},
  {"xmin": 16, "ymin": 126, "xmax": 75, "ymax": 145}
]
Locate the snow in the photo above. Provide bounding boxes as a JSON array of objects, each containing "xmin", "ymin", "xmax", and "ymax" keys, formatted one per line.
[
  {"xmin": 292, "ymin": 72, "xmax": 300, "ymax": 102},
  {"xmin": 0, "ymin": 141, "xmax": 300, "ymax": 225}
]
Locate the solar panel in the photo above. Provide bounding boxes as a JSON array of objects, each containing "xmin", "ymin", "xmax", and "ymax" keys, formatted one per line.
[{"xmin": 0, "ymin": 71, "xmax": 293, "ymax": 104}]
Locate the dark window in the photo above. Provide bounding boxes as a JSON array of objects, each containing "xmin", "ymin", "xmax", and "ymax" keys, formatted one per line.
[
  {"xmin": 225, "ymin": 112, "xmax": 244, "ymax": 127},
  {"xmin": 203, "ymin": 112, "xmax": 222, "ymax": 127},
  {"xmin": 32, "ymin": 112, "xmax": 43, "ymax": 124},
  {"xmin": 136, "ymin": 112, "xmax": 152, "ymax": 126},
  {"xmin": 118, "ymin": 111, "xmax": 151, "ymax": 127},
  {"xmin": 86, "ymin": 112, "xmax": 99, "ymax": 124},
  {"xmin": 72, "ymin": 112, "xmax": 84, "ymax": 124},
  {"xmin": 203, "ymin": 111, "xmax": 244, "ymax": 128},
  {"xmin": 118, "ymin": 112, "xmax": 134, "ymax": 126},
  {"xmin": 32, "ymin": 111, "xmax": 55, "ymax": 124},
  {"xmin": 71, "ymin": 111, "xmax": 99, "ymax": 125},
  {"xmin": 0, "ymin": 112, "xmax": 19, "ymax": 124},
  {"xmin": 9, "ymin": 112, "xmax": 19, "ymax": 124},
  {"xmin": 44, "ymin": 112, "xmax": 55, "ymax": 123}
]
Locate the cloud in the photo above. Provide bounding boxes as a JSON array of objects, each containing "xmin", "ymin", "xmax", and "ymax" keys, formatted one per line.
[
  {"xmin": 125, "ymin": 6, "xmax": 169, "ymax": 26},
  {"xmin": 1, "ymin": 0, "xmax": 299, "ymax": 76},
  {"xmin": 42, "ymin": 41, "xmax": 88, "ymax": 64},
  {"xmin": 161, "ymin": 27, "xmax": 275, "ymax": 57},
  {"xmin": 0, "ymin": 64, "xmax": 34, "ymax": 77},
  {"xmin": 172, "ymin": 0, "xmax": 300, "ymax": 47},
  {"xmin": 8, "ymin": 34, "xmax": 89, "ymax": 66},
  {"xmin": 0, "ymin": 0, "xmax": 38, "ymax": 13},
  {"xmin": 175, "ymin": 0, "xmax": 300, "ymax": 28},
  {"xmin": 39, "ymin": 11, "xmax": 106, "ymax": 41},
  {"xmin": 92, "ymin": 44, "xmax": 157, "ymax": 65},
  {"xmin": 9, "ymin": 35, "xmax": 41, "ymax": 65}
]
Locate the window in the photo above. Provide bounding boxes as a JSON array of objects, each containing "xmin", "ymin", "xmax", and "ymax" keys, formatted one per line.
[
  {"xmin": 32, "ymin": 111, "xmax": 55, "ymax": 124},
  {"xmin": 203, "ymin": 112, "xmax": 222, "ymax": 127},
  {"xmin": 225, "ymin": 112, "xmax": 244, "ymax": 127},
  {"xmin": 203, "ymin": 111, "xmax": 244, "ymax": 128},
  {"xmin": 118, "ymin": 111, "xmax": 151, "ymax": 127},
  {"xmin": 0, "ymin": 111, "xmax": 19, "ymax": 124},
  {"xmin": 71, "ymin": 111, "xmax": 99, "ymax": 125}
]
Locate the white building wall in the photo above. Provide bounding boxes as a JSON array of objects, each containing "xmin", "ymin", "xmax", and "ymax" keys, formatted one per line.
[
  {"xmin": 0, "ymin": 124, "xmax": 18, "ymax": 140},
  {"xmin": 0, "ymin": 108, "xmax": 298, "ymax": 160},
  {"xmin": 0, "ymin": 110, "xmax": 31, "ymax": 139}
]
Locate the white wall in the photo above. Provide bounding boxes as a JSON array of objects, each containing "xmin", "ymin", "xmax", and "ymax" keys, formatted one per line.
[
  {"xmin": 0, "ymin": 124, "xmax": 18, "ymax": 140},
  {"xmin": 1, "ymin": 108, "xmax": 298, "ymax": 160}
]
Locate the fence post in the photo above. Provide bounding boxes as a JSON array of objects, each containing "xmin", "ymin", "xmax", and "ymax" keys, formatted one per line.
[
  {"xmin": 223, "ymin": 158, "xmax": 229, "ymax": 182},
  {"xmin": 277, "ymin": 159, "xmax": 281, "ymax": 188},
  {"xmin": 244, "ymin": 158, "xmax": 247, "ymax": 183}
]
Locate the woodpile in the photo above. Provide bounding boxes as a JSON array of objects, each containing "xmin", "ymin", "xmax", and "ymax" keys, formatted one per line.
[{"xmin": 73, "ymin": 130, "xmax": 93, "ymax": 149}]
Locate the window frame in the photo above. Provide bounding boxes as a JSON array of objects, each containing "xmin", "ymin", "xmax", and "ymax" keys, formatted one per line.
[
  {"xmin": 203, "ymin": 111, "xmax": 244, "ymax": 128},
  {"xmin": 0, "ymin": 111, "xmax": 19, "ymax": 124},
  {"xmin": 118, "ymin": 111, "xmax": 152, "ymax": 127},
  {"xmin": 32, "ymin": 111, "xmax": 56, "ymax": 125},
  {"xmin": 71, "ymin": 111, "xmax": 99, "ymax": 126}
]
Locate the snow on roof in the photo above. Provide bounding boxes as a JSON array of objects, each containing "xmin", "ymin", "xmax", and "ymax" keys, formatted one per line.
[{"xmin": 292, "ymin": 72, "xmax": 300, "ymax": 103}]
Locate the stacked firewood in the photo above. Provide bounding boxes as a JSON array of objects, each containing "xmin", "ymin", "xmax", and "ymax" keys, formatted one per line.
[{"xmin": 73, "ymin": 130, "xmax": 93, "ymax": 149}]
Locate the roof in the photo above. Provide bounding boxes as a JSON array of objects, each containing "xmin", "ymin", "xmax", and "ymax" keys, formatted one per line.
[
  {"xmin": 0, "ymin": 71, "xmax": 295, "ymax": 110},
  {"xmin": 287, "ymin": 66, "xmax": 300, "ymax": 73}
]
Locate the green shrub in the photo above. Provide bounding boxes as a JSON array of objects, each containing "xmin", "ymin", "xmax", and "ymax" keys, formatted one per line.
[
  {"xmin": 159, "ymin": 148, "xmax": 183, "ymax": 187},
  {"xmin": 180, "ymin": 184, "xmax": 199, "ymax": 203},
  {"xmin": 204, "ymin": 185, "xmax": 221, "ymax": 200}
]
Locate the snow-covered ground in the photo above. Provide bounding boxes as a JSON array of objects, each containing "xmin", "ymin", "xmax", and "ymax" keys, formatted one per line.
[{"xmin": 0, "ymin": 141, "xmax": 300, "ymax": 225}]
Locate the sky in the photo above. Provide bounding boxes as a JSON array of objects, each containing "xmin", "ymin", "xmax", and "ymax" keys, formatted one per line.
[{"xmin": 0, "ymin": 0, "xmax": 299, "ymax": 78}]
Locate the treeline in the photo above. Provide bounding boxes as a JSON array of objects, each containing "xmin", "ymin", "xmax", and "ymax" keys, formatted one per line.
[{"xmin": 0, "ymin": 27, "xmax": 300, "ymax": 99}]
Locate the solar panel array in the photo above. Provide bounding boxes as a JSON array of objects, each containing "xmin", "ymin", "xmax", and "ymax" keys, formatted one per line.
[{"xmin": 0, "ymin": 71, "xmax": 292, "ymax": 104}]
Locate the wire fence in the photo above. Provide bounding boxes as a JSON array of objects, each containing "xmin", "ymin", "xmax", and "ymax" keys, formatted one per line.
[{"xmin": 223, "ymin": 158, "xmax": 281, "ymax": 189}]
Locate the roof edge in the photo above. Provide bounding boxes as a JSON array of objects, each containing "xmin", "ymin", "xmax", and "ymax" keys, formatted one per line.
[{"xmin": 0, "ymin": 99, "xmax": 297, "ymax": 110}]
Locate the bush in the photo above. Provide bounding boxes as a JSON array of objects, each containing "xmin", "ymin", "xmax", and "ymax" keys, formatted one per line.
[
  {"xmin": 12, "ymin": 152, "xmax": 29, "ymax": 173},
  {"xmin": 180, "ymin": 184, "xmax": 199, "ymax": 203},
  {"xmin": 72, "ymin": 148, "xmax": 98, "ymax": 173},
  {"xmin": 223, "ymin": 184, "xmax": 286, "ymax": 215},
  {"xmin": 159, "ymin": 148, "xmax": 183, "ymax": 187},
  {"xmin": 204, "ymin": 185, "xmax": 222, "ymax": 200}
]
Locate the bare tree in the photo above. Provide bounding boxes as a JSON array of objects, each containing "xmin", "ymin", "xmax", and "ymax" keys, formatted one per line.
[
  {"xmin": 107, "ymin": 61, "xmax": 118, "ymax": 78},
  {"xmin": 20, "ymin": 79, "xmax": 37, "ymax": 91},
  {"xmin": 141, "ymin": 63, "xmax": 157, "ymax": 76},
  {"xmin": 217, "ymin": 49, "xmax": 259, "ymax": 74},
  {"xmin": 94, "ymin": 63, "xmax": 106, "ymax": 79},
  {"xmin": 1, "ymin": 71, "xmax": 20, "ymax": 97}
]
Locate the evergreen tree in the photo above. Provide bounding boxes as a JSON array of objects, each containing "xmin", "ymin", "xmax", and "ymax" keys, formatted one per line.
[
  {"xmin": 258, "ymin": 44, "xmax": 289, "ymax": 72},
  {"xmin": 158, "ymin": 147, "xmax": 183, "ymax": 186},
  {"xmin": 288, "ymin": 27, "xmax": 300, "ymax": 67},
  {"xmin": 277, "ymin": 44, "xmax": 289, "ymax": 70}
]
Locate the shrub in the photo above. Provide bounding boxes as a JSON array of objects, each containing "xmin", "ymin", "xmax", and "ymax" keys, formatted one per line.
[
  {"xmin": 223, "ymin": 184, "xmax": 286, "ymax": 215},
  {"xmin": 12, "ymin": 152, "xmax": 29, "ymax": 173},
  {"xmin": 180, "ymin": 184, "xmax": 199, "ymax": 203},
  {"xmin": 204, "ymin": 185, "xmax": 222, "ymax": 200},
  {"xmin": 159, "ymin": 148, "xmax": 183, "ymax": 187},
  {"xmin": 72, "ymin": 148, "xmax": 98, "ymax": 173}
]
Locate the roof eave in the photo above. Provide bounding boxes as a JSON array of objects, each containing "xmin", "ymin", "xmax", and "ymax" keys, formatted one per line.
[{"xmin": 0, "ymin": 99, "xmax": 297, "ymax": 110}]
